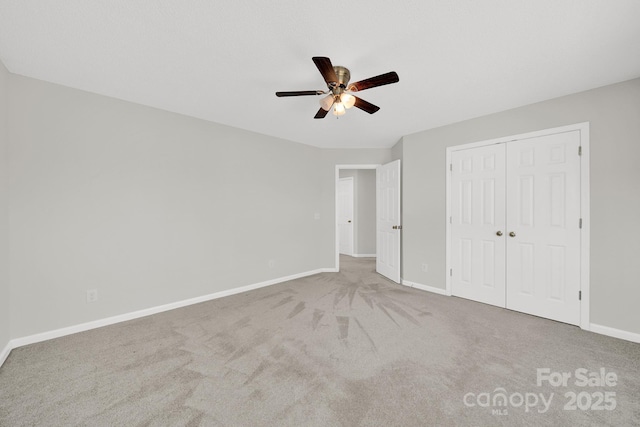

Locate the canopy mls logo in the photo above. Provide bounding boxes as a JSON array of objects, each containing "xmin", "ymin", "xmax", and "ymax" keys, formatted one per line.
[
  {"xmin": 463, "ymin": 367, "xmax": 619, "ymax": 416},
  {"xmin": 463, "ymin": 388, "xmax": 553, "ymax": 415}
]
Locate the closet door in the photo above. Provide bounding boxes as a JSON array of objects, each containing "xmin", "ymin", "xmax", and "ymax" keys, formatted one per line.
[
  {"xmin": 505, "ymin": 131, "xmax": 581, "ymax": 325},
  {"xmin": 451, "ymin": 144, "xmax": 506, "ymax": 307}
]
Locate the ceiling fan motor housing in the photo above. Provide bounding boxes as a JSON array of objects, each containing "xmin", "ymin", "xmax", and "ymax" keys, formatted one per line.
[{"xmin": 333, "ymin": 66, "xmax": 350, "ymax": 90}]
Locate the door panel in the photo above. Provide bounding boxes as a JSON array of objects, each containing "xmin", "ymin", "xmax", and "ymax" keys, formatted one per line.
[
  {"xmin": 505, "ymin": 131, "xmax": 581, "ymax": 325},
  {"xmin": 451, "ymin": 144, "xmax": 506, "ymax": 307},
  {"xmin": 337, "ymin": 178, "xmax": 354, "ymax": 255},
  {"xmin": 376, "ymin": 160, "xmax": 401, "ymax": 283}
]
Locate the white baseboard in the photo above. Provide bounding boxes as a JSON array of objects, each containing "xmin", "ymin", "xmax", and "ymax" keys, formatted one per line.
[
  {"xmin": 399, "ymin": 284, "xmax": 640, "ymax": 343},
  {"xmin": 0, "ymin": 341, "xmax": 11, "ymax": 368},
  {"xmin": 321, "ymin": 267, "xmax": 339, "ymax": 273},
  {"xmin": 352, "ymin": 254, "xmax": 376, "ymax": 258},
  {"xmin": 589, "ymin": 323, "xmax": 640, "ymax": 344},
  {"xmin": 8, "ymin": 268, "xmax": 328, "ymax": 353},
  {"xmin": 401, "ymin": 279, "xmax": 449, "ymax": 296}
]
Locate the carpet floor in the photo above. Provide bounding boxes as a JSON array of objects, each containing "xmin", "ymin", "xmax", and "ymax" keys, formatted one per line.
[{"xmin": 1, "ymin": 256, "xmax": 639, "ymax": 426}]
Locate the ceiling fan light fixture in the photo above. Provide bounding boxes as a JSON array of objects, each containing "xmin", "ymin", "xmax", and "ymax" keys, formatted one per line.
[
  {"xmin": 319, "ymin": 94, "xmax": 334, "ymax": 111},
  {"xmin": 333, "ymin": 102, "xmax": 346, "ymax": 116},
  {"xmin": 340, "ymin": 93, "xmax": 356, "ymax": 109}
]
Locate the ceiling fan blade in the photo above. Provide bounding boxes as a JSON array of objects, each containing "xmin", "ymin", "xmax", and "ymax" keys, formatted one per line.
[
  {"xmin": 314, "ymin": 107, "xmax": 329, "ymax": 119},
  {"xmin": 276, "ymin": 90, "xmax": 323, "ymax": 97},
  {"xmin": 312, "ymin": 57, "xmax": 339, "ymax": 87},
  {"xmin": 349, "ymin": 71, "xmax": 399, "ymax": 92},
  {"xmin": 353, "ymin": 96, "xmax": 380, "ymax": 114}
]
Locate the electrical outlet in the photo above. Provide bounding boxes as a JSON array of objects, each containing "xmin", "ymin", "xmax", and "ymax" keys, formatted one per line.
[
  {"xmin": 421, "ymin": 263, "xmax": 429, "ymax": 272},
  {"xmin": 268, "ymin": 260, "xmax": 275, "ymax": 269},
  {"xmin": 86, "ymin": 289, "xmax": 98, "ymax": 303}
]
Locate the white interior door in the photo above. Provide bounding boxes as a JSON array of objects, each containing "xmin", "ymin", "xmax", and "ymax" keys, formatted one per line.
[
  {"xmin": 451, "ymin": 144, "xmax": 507, "ymax": 306},
  {"xmin": 376, "ymin": 160, "xmax": 401, "ymax": 283},
  {"xmin": 337, "ymin": 177, "xmax": 354, "ymax": 255},
  {"xmin": 505, "ymin": 131, "xmax": 581, "ymax": 325}
]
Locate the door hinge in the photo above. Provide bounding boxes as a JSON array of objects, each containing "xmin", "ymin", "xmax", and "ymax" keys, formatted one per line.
[
  {"xmin": 579, "ymin": 218, "xmax": 582, "ymax": 229},
  {"xmin": 449, "ymin": 216, "xmax": 452, "ymax": 224},
  {"xmin": 450, "ymin": 268, "xmax": 453, "ymax": 276},
  {"xmin": 578, "ymin": 146, "xmax": 582, "ymax": 156},
  {"xmin": 579, "ymin": 291, "xmax": 582, "ymax": 301},
  {"xmin": 449, "ymin": 163, "xmax": 452, "ymax": 172}
]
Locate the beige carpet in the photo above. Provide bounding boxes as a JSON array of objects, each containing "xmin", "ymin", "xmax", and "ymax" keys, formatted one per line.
[{"xmin": 1, "ymin": 256, "xmax": 639, "ymax": 426}]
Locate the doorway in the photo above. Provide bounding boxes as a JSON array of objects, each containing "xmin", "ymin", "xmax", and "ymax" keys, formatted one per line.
[
  {"xmin": 334, "ymin": 164, "xmax": 378, "ymax": 272},
  {"xmin": 335, "ymin": 161, "xmax": 402, "ymax": 283}
]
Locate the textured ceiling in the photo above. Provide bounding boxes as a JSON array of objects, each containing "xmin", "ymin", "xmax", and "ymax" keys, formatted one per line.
[{"xmin": 1, "ymin": 1, "xmax": 639, "ymax": 148}]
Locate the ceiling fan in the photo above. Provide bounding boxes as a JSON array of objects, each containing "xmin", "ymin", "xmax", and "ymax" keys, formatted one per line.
[{"xmin": 276, "ymin": 57, "xmax": 399, "ymax": 119}]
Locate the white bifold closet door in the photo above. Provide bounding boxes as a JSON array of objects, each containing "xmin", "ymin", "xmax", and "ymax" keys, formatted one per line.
[
  {"xmin": 505, "ymin": 131, "xmax": 581, "ymax": 324},
  {"xmin": 451, "ymin": 131, "xmax": 581, "ymax": 325},
  {"xmin": 450, "ymin": 144, "xmax": 507, "ymax": 307}
]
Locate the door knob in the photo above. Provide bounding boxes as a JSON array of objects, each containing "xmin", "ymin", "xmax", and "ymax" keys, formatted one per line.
[
  {"xmin": 496, "ymin": 231, "xmax": 503, "ymax": 236},
  {"xmin": 509, "ymin": 231, "xmax": 516, "ymax": 237},
  {"xmin": 348, "ymin": 220, "xmax": 351, "ymax": 223}
]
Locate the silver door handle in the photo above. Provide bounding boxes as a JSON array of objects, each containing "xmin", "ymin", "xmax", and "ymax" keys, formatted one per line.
[
  {"xmin": 496, "ymin": 231, "xmax": 503, "ymax": 236},
  {"xmin": 509, "ymin": 231, "xmax": 516, "ymax": 237}
]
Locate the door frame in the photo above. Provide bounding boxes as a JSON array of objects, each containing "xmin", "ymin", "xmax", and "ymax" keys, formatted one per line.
[
  {"xmin": 335, "ymin": 164, "xmax": 380, "ymax": 272},
  {"xmin": 337, "ymin": 176, "xmax": 355, "ymax": 256},
  {"xmin": 445, "ymin": 122, "xmax": 591, "ymax": 330}
]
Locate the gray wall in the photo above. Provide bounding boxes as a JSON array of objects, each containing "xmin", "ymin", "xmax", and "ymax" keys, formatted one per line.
[
  {"xmin": 3, "ymin": 62, "xmax": 638, "ymax": 343},
  {"xmin": 0, "ymin": 61, "xmax": 10, "ymax": 351},
  {"xmin": 8, "ymin": 75, "xmax": 326, "ymax": 338},
  {"xmin": 339, "ymin": 169, "xmax": 376, "ymax": 255},
  {"xmin": 356, "ymin": 170, "xmax": 376, "ymax": 255},
  {"xmin": 390, "ymin": 138, "xmax": 403, "ymax": 161},
  {"xmin": 400, "ymin": 78, "xmax": 640, "ymax": 334},
  {"xmin": 3, "ymin": 71, "xmax": 392, "ymax": 340}
]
